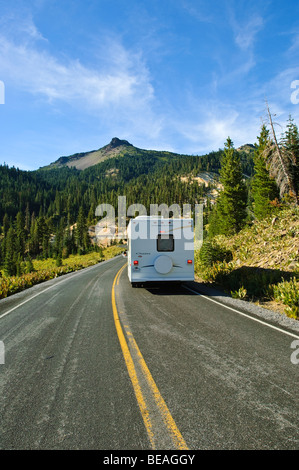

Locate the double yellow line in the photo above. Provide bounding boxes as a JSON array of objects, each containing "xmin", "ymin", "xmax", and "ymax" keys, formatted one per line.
[{"xmin": 112, "ymin": 263, "xmax": 188, "ymax": 450}]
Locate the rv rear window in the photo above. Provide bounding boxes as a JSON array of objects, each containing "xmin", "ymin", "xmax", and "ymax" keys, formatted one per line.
[{"xmin": 157, "ymin": 234, "xmax": 174, "ymax": 252}]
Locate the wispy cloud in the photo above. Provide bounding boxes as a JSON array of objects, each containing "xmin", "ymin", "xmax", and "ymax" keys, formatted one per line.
[
  {"xmin": 0, "ymin": 33, "xmax": 154, "ymax": 110},
  {"xmin": 226, "ymin": 0, "xmax": 265, "ymax": 52},
  {"xmin": 0, "ymin": 8, "xmax": 47, "ymax": 44},
  {"xmin": 173, "ymin": 104, "xmax": 261, "ymax": 154},
  {"xmin": 0, "ymin": 16, "xmax": 166, "ymax": 148},
  {"xmin": 181, "ymin": 0, "xmax": 214, "ymax": 23},
  {"xmin": 233, "ymin": 15, "xmax": 264, "ymax": 51}
]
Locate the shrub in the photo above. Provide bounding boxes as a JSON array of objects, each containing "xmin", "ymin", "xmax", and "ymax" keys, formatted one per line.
[
  {"xmin": 231, "ymin": 286, "xmax": 247, "ymax": 299},
  {"xmin": 0, "ymin": 252, "xmax": 105, "ymax": 299},
  {"xmin": 272, "ymin": 277, "xmax": 299, "ymax": 319},
  {"xmin": 198, "ymin": 239, "xmax": 232, "ymax": 268}
]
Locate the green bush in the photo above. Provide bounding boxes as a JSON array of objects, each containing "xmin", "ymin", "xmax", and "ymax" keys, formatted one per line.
[
  {"xmin": 231, "ymin": 286, "xmax": 247, "ymax": 299},
  {"xmin": 198, "ymin": 239, "xmax": 233, "ymax": 268},
  {"xmin": 272, "ymin": 277, "xmax": 299, "ymax": 319}
]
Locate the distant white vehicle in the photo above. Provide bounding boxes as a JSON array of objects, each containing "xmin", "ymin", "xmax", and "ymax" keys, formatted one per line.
[{"xmin": 127, "ymin": 216, "xmax": 194, "ymax": 287}]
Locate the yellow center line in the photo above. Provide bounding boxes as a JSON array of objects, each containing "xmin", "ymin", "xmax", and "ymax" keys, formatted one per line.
[
  {"xmin": 112, "ymin": 264, "xmax": 155, "ymax": 448},
  {"xmin": 111, "ymin": 262, "xmax": 188, "ymax": 450},
  {"xmin": 126, "ymin": 332, "xmax": 188, "ymax": 450}
]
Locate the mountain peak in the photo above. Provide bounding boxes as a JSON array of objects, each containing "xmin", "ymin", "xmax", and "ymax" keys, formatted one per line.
[
  {"xmin": 108, "ymin": 137, "xmax": 133, "ymax": 149},
  {"xmin": 45, "ymin": 137, "xmax": 135, "ymax": 170}
]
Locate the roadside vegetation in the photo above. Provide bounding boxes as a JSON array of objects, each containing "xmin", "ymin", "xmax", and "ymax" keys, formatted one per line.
[
  {"xmin": 195, "ymin": 205, "xmax": 299, "ymax": 318},
  {"xmin": 0, "ymin": 245, "xmax": 124, "ymax": 300}
]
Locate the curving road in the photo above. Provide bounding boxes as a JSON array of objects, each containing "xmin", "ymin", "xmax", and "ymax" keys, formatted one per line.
[{"xmin": 0, "ymin": 255, "xmax": 299, "ymax": 450}]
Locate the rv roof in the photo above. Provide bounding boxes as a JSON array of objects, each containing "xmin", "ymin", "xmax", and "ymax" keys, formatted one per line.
[
  {"xmin": 132, "ymin": 216, "xmax": 192, "ymax": 221},
  {"xmin": 135, "ymin": 215, "xmax": 163, "ymax": 219}
]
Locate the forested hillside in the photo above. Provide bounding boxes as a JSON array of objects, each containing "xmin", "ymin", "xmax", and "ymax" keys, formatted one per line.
[
  {"xmin": 0, "ymin": 141, "xmax": 254, "ymax": 271},
  {"xmin": 0, "ymin": 115, "xmax": 298, "ymax": 317}
]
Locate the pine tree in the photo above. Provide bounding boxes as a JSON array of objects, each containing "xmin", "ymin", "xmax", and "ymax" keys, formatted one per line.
[
  {"xmin": 25, "ymin": 203, "xmax": 30, "ymax": 234},
  {"xmin": 56, "ymin": 250, "xmax": 62, "ymax": 267},
  {"xmin": 209, "ymin": 137, "xmax": 247, "ymax": 236},
  {"xmin": 15, "ymin": 211, "xmax": 26, "ymax": 260},
  {"xmin": 25, "ymin": 256, "xmax": 34, "ymax": 273},
  {"xmin": 87, "ymin": 204, "xmax": 96, "ymax": 226},
  {"xmin": 2, "ymin": 213, "xmax": 10, "ymax": 237},
  {"xmin": 54, "ymin": 217, "xmax": 65, "ymax": 258},
  {"xmin": 29, "ymin": 213, "xmax": 39, "ymax": 257},
  {"xmin": 76, "ymin": 206, "xmax": 88, "ymax": 254},
  {"xmin": 281, "ymin": 115, "xmax": 299, "ymax": 198},
  {"xmin": 4, "ymin": 226, "xmax": 17, "ymax": 276},
  {"xmin": 251, "ymin": 125, "xmax": 279, "ymax": 219},
  {"xmin": 16, "ymin": 253, "xmax": 22, "ymax": 277},
  {"xmin": 62, "ymin": 223, "xmax": 72, "ymax": 258}
]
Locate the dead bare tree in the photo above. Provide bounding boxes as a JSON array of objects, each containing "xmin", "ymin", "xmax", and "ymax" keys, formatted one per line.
[{"xmin": 264, "ymin": 100, "xmax": 298, "ymax": 204}]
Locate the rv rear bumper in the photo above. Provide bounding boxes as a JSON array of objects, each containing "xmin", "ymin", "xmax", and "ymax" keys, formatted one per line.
[{"xmin": 130, "ymin": 277, "xmax": 194, "ymax": 286}]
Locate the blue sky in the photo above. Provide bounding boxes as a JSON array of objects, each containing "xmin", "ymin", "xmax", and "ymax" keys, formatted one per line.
[{"xmin": 1, "ymin": 0, "xmax": 299, "ymax": 170}]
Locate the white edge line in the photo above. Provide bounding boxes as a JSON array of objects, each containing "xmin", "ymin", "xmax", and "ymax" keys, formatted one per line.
[
  {"xmin": 0, "ymin": 256, "xmax": 122, "ymax": 321},
  {"xmin": 0, "ymin": 283, "xmax": 59, "ymax": 320},
  {"xmin": 183, "ymin": 285, "xmax": 299, "ymax": 340}
]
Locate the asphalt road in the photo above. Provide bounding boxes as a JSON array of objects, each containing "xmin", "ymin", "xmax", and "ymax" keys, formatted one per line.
[{"xmin": 0, "ymin": 255, "xmax": 299, "ymax": 450}]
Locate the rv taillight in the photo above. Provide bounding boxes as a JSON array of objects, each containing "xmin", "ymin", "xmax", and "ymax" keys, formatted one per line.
[
  {"xmin": 134, "ymin": 260, "xmax": 139, "ymax": 265},
  {"xmin": 187, "ymin": 259, "xmax": 193, "ymax": 264}
]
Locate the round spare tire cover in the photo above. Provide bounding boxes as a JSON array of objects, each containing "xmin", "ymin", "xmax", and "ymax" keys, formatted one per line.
[{"xmin": 154, "ymin": 255, "xmax": 173, "ymax": 274}]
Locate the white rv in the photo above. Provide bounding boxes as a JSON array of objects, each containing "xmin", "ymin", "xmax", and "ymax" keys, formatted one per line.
[{"xmin": 127, "ymin": 216, "xmax": 194, "ymax": 287}]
